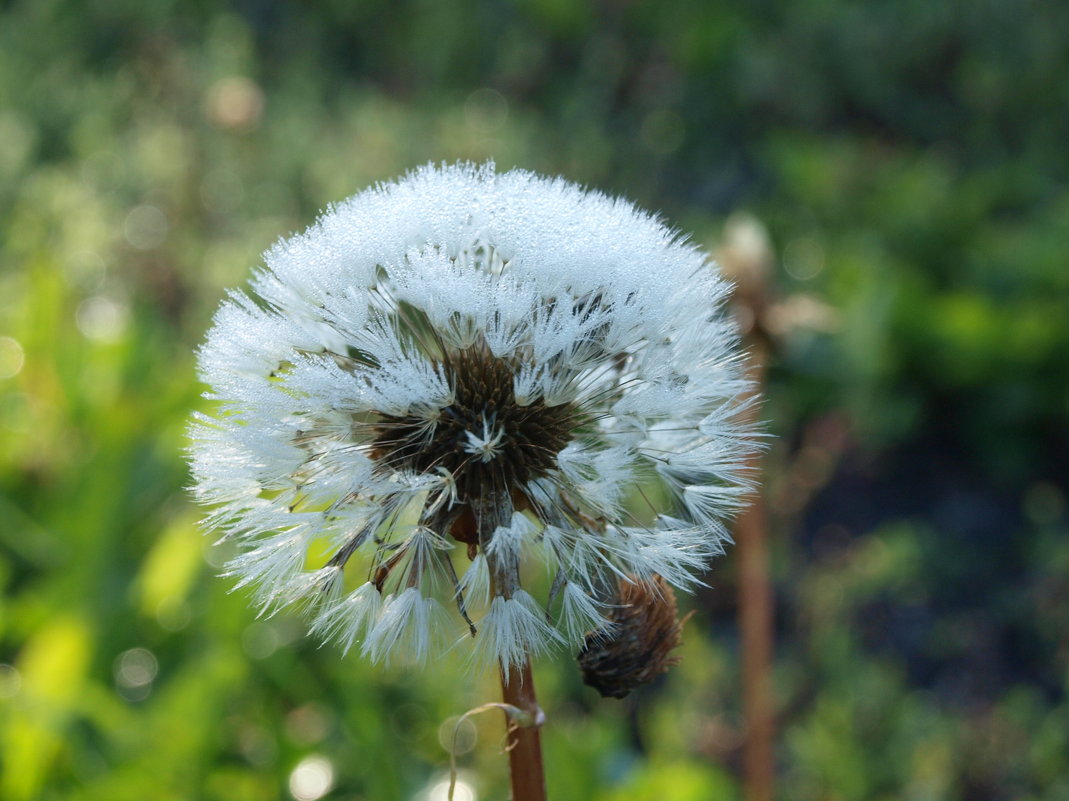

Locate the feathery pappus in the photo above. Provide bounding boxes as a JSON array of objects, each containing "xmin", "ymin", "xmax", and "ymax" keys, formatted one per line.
[{"xmin": 189, "ymin": 162, "xmax": 757, "ymax": 671}]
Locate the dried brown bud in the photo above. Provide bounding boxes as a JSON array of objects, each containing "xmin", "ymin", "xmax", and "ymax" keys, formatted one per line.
[{"xmin": 578, "ymin": 575, "xmax": 690, "ymax": 699}]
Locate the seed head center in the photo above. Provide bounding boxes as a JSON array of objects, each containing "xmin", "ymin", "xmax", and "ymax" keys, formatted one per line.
[
  {"xmin": 369, "ymin": 345, "xmax": 578, "ymax": 504},
  {"xmin": 463, "ymin": 414, "xmax": 506, "ymax": 463}
]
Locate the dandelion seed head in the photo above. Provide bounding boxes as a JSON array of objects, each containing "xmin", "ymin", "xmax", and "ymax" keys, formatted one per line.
[{"xmin": 189, "ymin": 162, "xmax": 756, "ymax": 670}]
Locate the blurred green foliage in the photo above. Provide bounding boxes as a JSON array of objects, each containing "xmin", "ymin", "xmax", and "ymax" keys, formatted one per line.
[{"xmin": 2, "ymin": 1, "xmax": 1068, "ymax": 799}]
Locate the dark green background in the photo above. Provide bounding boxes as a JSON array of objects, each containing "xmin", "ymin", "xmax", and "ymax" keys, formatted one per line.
[{"xmin": 2, "ymin": 1, "xmax": 1067, "ymax": 799}]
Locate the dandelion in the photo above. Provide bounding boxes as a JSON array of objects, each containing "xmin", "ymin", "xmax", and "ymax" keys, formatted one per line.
[
  {"xmin": 190, "ymin": 162, "xmax": 757, "ymax": 800},
  {"xmin": 191, "ymin": 161, "xmax": 755, "ymax": 664}
]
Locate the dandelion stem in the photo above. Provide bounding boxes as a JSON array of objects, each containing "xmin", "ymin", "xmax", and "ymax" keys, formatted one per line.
[
  {"xmin": 500, "ymin": 660, "xmax": 547, "ymax": 801},
  {"xmin": 475, "ymin": 488, "xmax": 547, "ymax": 800}
]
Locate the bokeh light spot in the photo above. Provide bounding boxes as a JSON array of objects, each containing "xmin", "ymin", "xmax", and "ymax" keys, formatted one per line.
[
  {"xmin": 437, "ymin": 715, "xmax": 478, "ymax": 756},
  {"xmin": 288, "ymin": 755, "xmax": 334, "ymax": 801},
  {"xmin": 286, "ymin": 703, "xmax": 331, "ymax": 746},
  {"xmin": 76, "ymin": 296, "xmax": 129, "ymax": 343},
  {"xmin": 428, "ymin": 777, "xmax": 475, "ymax": 801},
  {"xmin": 243, "ymin": 621, "xmax": 281, "ymax": 659},
  {"xmin": 114, "ymin": 647, "xmax": 158, "ymax": 701},
  {"xmin": 783, "ymin": 237, "xmax": 826, "ymax": 281},
  {"xmin": 124, "ymin": 205, "xmax": 169, "ymax": 250},
  {"xmin": 206, "ymin": 77, "xmax": 265, "ymax": 132},
  {"xmin": 114, "ymin": 647, "xmax": 158, "ymax": 688},
  {"xmin": 0, "ymin": 664, "xmax": 22, "ymax": 699},
  {"xmin": 0, "ymin": 337, "xmax": 25, "ymax": 379},
  {"xmin": 155, "ymin": 596, "xmax": 192, "ymax": 631}
]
